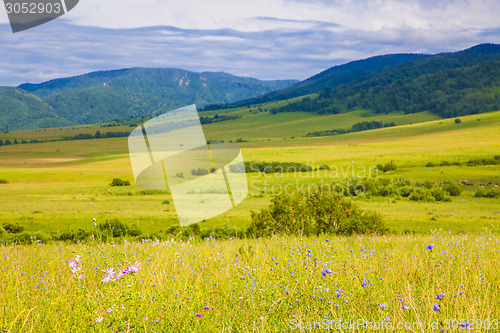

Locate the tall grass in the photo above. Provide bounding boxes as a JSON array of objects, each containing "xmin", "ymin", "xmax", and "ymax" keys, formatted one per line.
[{"xmin": 0, "ymin": 232, "xmax": 498, "ymax": 332}]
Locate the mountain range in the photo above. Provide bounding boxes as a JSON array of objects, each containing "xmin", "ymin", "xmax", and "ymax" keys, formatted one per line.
[
  {"xmin": 1, "ymin": 43, "xmax": 500, "ymax": 131},
  {"xmin": 1, "ymin": 69, "xmax": 297, "ymax": 131}
]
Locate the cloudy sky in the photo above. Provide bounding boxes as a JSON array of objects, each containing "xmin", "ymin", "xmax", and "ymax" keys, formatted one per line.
[{"xmin": 1, "ymin": 0, "xmax": 499, "ymax": 85}]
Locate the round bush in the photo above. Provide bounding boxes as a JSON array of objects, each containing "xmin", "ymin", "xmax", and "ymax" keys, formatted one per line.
[
  {"xmin": 444, "ymin": 182, "xmax": 462, "ymax": 196},
  {"xmin": 247, "ymin": 192, "xmax": 387, "ymax": 237}
]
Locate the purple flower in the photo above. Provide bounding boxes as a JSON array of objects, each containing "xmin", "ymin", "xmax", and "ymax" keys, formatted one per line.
[
  {"xmin": 380, "ymin": 304, "xmax": 387, "ymax": 309},
  {"xmin": 196, "ymin": 313, "xmax": 202, "ymax": 318},
  {"xmin": 436, "ymin": 293, "xmax": 445, "ymax": 300},
  {"xmin": 203, "ymin": 306, "xmax": 210, "ymax": 310},
  {"xmin": 95, "ymin": 316, "xmax": 103, "ymax": 323},
  {"xmin": 402, "ymin": 305, "xmax": 409, "ymax": 310},
  {"xmin": 433, "ymin": 303, "xmax": 440, "ymax": 311},
  {"xmin": 321, "ymin": 268, "xmax": 332, "ymax": 277},
  {"xmin": 459, "ymin": 322, "xmax": 470, "ymax": 328},
  {"xmin": 426, "ymin": 244, "xmax": 435, "ymax": 250}
]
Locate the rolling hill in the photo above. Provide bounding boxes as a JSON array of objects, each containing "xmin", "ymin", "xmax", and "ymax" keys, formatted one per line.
[
  {"xmin": 0, "ymin": 68, "xmax": 297, "ymax": 131},
  {"xmin": 202, "ymin": 53, "xmax": 428, "ymax": 110},
  {"xmin": 272, "ymin": 44, "xmax": 500, "ymax": 118},
  {"xmin": 0, "ymin": 87, "xmax": 74, "ymax": 132}
]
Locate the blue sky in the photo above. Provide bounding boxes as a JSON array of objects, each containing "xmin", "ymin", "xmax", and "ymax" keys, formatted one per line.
[{"xmin": 1, "ymin": 0, "xmax": 499, "ymax": 86}]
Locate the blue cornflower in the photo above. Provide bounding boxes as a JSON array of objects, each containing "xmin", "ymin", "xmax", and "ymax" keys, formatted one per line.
[
  {"xmin": 402, "ymin": 305, "xmax": 409, "ymax": 310},
  {"xmin": 459, "ymin": 322, "xmax": 470, "ymax": 328},
  {"xmin": 380, "ymin": 304, "xmax": 387, "ymax": 309},
  {"xmin": 433, "ymin": 303, "xmax": 440, "ymax": 311},
  {"xmin": 426, "ymin": 244, "xmax": 435, "ymax": 250},
  {"xmin": 322, "ymin": 268, "xmax": 332, "ymax": 277},
  {"xmin": 436, "ymin": 293, "xmax": 444, "ymax": 300}
]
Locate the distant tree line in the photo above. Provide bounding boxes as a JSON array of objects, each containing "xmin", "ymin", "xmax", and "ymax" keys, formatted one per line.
[
  {"xmin": 199, "ymin": 114, "xmax": 240, "ymax": 124},
  {"xmin": 64, "ymin": 131, "xmax": 131, "ymax": 141},
  {"xmin": 307, "ymin": 121, "xmax": 396, "ymax": 137}
]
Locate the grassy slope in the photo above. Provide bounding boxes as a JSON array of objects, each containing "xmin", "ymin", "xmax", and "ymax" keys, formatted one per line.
[{"xmin": 0, "ymin": 110, "xmax": 498, "ymax": 236}]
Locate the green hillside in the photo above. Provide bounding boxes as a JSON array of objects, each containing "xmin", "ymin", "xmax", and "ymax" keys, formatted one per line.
[
  {"xmin": 0, "ymin": 68, "xmax": 297, "ymax": 130},
  {"xmin": 202, "ymin": 53, "xmax": 428, "ymax": 110},
  {"xmin": 0, "ymin": 87, "xmax": 74, "ymax": 132},
  {"xmin": 274, "ymin": 44, "xmax": 500, "ymax": 117}
]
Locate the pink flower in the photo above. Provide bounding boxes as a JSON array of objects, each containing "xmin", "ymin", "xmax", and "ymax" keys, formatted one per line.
[
  {"xmin": 203, "ymin": 306, "xmax": 210, "ymax": 310},
  {"xmin": 106, "ymin": 308, "xmax": 112, "ymax": 314},
  {"xmin": 129, "ymin": 261, "xmax": 142, "ymax": 272},
  {"xmin": 95, "ymin": 316, "xmax": 103, "ymax": 323},
  {"xmin": 101, "ymin": 274, "xmax": 113, "ymax": 284},
  {"xmin": 196, "ymin": 313, "xmax": 202, "ymax": 318}
]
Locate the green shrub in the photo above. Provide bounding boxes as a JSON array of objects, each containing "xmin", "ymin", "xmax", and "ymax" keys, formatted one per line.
[
  {"xmin": 247, "ymin": 192, "xmax": 387, "ymax": 237},
  {"xmin": 430, "ymin": 187, "xmax": 451, "ymax": 202},
  {"xmin": 201, "ymin": 224, "xmax": 244, "ymax": 239},
  {"xmin": 165, "ymin": 224, "xmax": 203, "ymax": 240},
  {"xmin": 110, "ymin": 178, "xmax": 131, "ymax": 186},
  {"xmin": 398, "ymin": 186, "xmax": 414, "ymax": 198},
  {"xmin": 409, "ymin": 189, "xmax": 435, "ymax": 202},
  {"xmin": 444, "ymin": 182, "xmax": 462, "ymax": 196},
  {"xmin": 13, "ymin": 231, "xmax": 52, "ymax": 244},
  {"xmin": 376, "ymin": 161, "xmax": 396, "ymax": 172},
  {"xmin": 97, "ymin": 219, "xmax": 140, "ymax": 237},
  {"xmin": 379, "ymin": 184, "xmax": 396, "ymax": 197},
  {"xmin": 0, "ymin": 179, "xmax": 8, "ymax": 184},
  {"xmin": 475, "ymin": 188, "xmax": 499, "ymax": 198},
  {"xmin": 455, "ymin": 118, "xmax": 462, "ymax": 123},
  {"xmin": 2, "ymin": 222, "xmax": 25, "ymax": 233}
]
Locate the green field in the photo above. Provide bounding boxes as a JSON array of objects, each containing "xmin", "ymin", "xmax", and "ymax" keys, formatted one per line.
[
  {"xmin": 0, "ymin": 108, "xmax": 499, "ymax": 332},
  {"xmin": 0, "ymin": 109, "xmax": 498, "ymax": 238}
]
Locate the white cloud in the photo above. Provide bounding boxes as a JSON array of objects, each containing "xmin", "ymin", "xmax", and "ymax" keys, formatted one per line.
[{"xmin": 0, "ymin": 0, "xmax": 499, "ymax": 85}]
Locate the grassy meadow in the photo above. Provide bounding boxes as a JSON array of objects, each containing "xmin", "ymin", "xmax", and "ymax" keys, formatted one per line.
[
  {"xmin": 0, "ymin": 108, "xmax": 499, "ymax": 331},
  {"xmin": 0, "ymin": 109, "xmax": 498, "ymax": 236},
  {"xmin": 0, "ymin": 233, "xmax": 498, "ymax": 332}
]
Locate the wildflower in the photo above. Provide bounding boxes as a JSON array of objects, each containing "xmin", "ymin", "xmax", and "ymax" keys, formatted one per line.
[
  {"xmin": 433, "ymin": 303, "xmax": 440, "ymax": 311},
  {"xmin": 121, "ymin": 304, "xmax": 125, "ymax": 309},
  {"xmin": 196, "ymin": 313, "xmax": 202, "ymax": 318},
  {"xmin": 426, "ymin": 244, "xmax": 435, "ymax": 250},
  {"xmin": 436, "ymin": 293, "xmax": 445, "ymax": 300},
  {"xmin": 107, "ymin": 308, "xmax": 112, "ymax": 313},
  {"xmin": 95, "ymin": 316, "xmax": 103, "ymax": 323},
  {"xmin": 321, "ymin": 268, "xmax": 332, "ymax": 277},
  {"xmin": 203, "ymin": 306, "xmax": 210, "ymax": 310},
  {"xmin": 129, "ymin": 261, "xmax": 142, "ymax": 272},
  {"xmin": 380, "ymin": 304, "xmax": 387, "ymax": 309},
  {"xmin": 402, "ymin": 305, "xmax": 409, "ymax": 310},
  {"xmin": 459, "ymin": 322, "xmax": 470, "ymax": 328}
]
